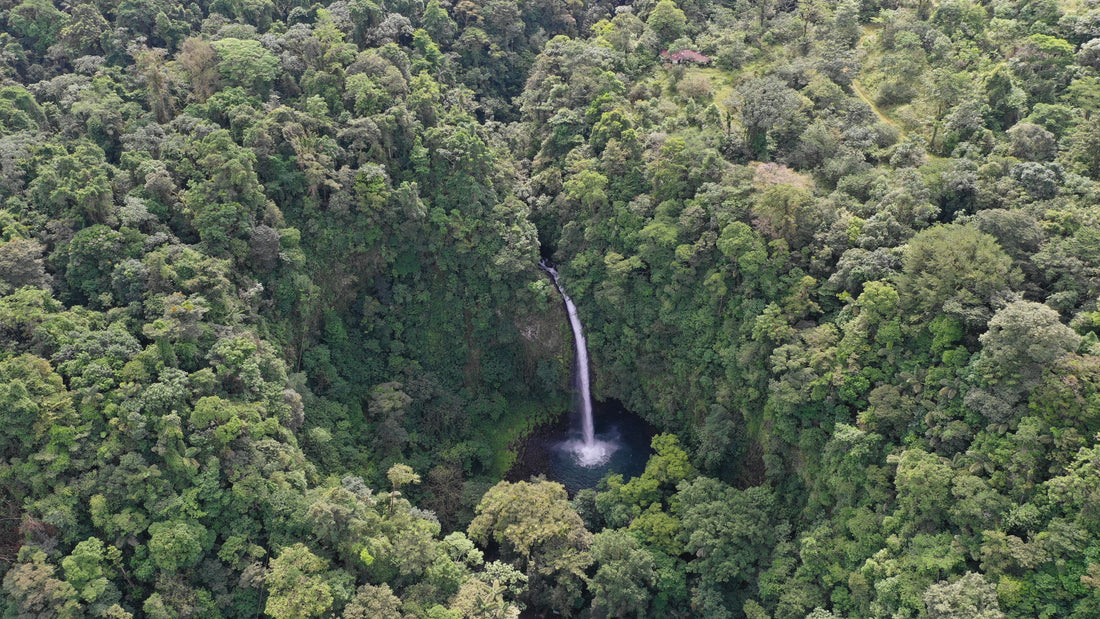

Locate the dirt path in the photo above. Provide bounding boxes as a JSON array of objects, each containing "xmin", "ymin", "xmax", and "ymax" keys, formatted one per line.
[
  {"xmin": 853, "ymin": 27, "xmax": 906, "ymax": 137},
  {"xmin": 851, "ymin": 78, "xmax": 903, "ymax": 135}
]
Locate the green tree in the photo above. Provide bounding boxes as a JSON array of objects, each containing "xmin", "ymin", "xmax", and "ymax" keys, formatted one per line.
[
  {"xmin": 370, "ymin": 382, "xmax": 413, "ymax": 458},
  {"xmin": 965, "ymin": 301, "xmax": 1080, "ymax": 425},
  {"xmin": 0, "ymin": 238, "xmax": 50, "ymax": 294},
  {"xmin": 61, "ymin": 537, "xmax": 115, "ymax": 604},
  {"xmin": 344, "ymin": 583, "xmax": 403, "ymax": 619},
  {"xmin": 896, "ymin": 225, "xmax": 1021, "ymax": 333},
  {"xmin": 0, "ymin": 354, "xmax": 75, "ymax": 458},
  {"xmin": 8, "ymin": 0, "xmax": 68, "ymax": 53},
  {"xmin": 645, "ymin": 0, "xmax": 687, "ymax": 47},
  {"xmin": 58, "ymin": 3, "xmax": 110, "ymax": 57},
  {"xmin": 468, "ymin": 480, "xmax": 592, "ymax": 613},
  {"xmin": 448, "ymin": 577, "xmax": 518, "ymax": 618},
  {"xmin": 0, "ymin": 86, "xmax": 45, "ymax": 133},
  {"xmin": 387, "ymin": 462, "xmax": 420, "ymax": 515},
  {"xmin": 1065, "ymin": 118, "xmax": 1100, "ymax": 179},
  {"xmin": 1011, "ymin": 34, "xmax": 1074, "ymax": 104},
  {"xmin": 147, "ymin": 520, "xmax": 209, "ymax": 571},
  {"xmin": 751, "ymin": 185, "xmax": 820, "ymax": 249},
  {"xmin": 27, "ymin": 142, "xmax": 113, "ymax": 224},
  {"xmin": 590, "ymin": 530, "xmax": 657, "ymax": 617},
  {"xmin": 264, "ymin": 544, "xmax": 334, "ymax": 618},
  {"xmin": 735, "ymin": 76, "xmax": 805, "ymax": 159},
  {"xmin": 1031, "ymin": 354, "xmax": 1100, "ymax": 433},
  {"xmin": 676, "ymin": 478, "xmax": 777, "ymax": 601},
  {"xmin": 1007, "ymin": 122, "xmax": 1057, "ymax": 161},
  {"xmin": 65, "ymin": 225, "xmax": 140, "ymax": 307},
  {"xmin": 211, "ymin": 38, "xmax": 280, "ymax": 96},
  {"xmin": 422, "ymin": 0, "xmax": 457, "ymax": 43},
  {"xmin": 2, "ymin": 549, "xmax": 82, "ymax": 617},
  {"xmin": 893, "ymin": 448, "xmax": 954, "ymax": 534},
  {"xmin": 983, "ymin": 65, "xmax": 1026, "ymax": 130},
  {"xmin": 923, "ymin": 572, "xmax": 1005, "ymax": 619}
]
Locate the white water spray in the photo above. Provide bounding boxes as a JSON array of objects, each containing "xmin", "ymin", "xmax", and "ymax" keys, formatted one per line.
[{"xmin": 539, "ymin": 259, "xmax": 616, "ymax": 467}]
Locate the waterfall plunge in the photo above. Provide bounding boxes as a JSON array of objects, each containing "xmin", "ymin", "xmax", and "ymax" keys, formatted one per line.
[{"xmin": 539, "ymin": 259, "xmax": 617, "ymax": 467}]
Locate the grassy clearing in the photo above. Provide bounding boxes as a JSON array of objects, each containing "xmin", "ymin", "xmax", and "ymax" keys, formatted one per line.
[
  {"xmin": 851, "ymin": 78, "xmax": 905, "ymax": 136},
  {"xmin": 694, "ymin": 66, "xmax": 736, "ymax": 105},
  {"xmin": 655, "ymin": 63, "xmax": 739, "ymax": 111}
]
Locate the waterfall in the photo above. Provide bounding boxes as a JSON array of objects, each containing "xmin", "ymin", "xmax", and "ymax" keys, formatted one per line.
[
  {"xmin": 540, "ymin": 259, "xmax": 613, "ymax": 466},
  {"xmin": 539, "ymin": 259, "xmax": 594, "ymax": 444}
]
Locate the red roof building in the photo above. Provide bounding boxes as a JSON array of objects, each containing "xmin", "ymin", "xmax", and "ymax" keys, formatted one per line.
[{"xmin": 660, "ymin": 49, "xmax": 712, "ymax": 65}]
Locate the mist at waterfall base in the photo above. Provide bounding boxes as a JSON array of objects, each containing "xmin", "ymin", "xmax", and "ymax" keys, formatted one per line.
[
  {"xmin": 550, "ymin": 400, "xmax": 654, "ymax": 493},
  {"xmin": 506, "ymin": 399, "xmax": 654, "ymax": 494}
]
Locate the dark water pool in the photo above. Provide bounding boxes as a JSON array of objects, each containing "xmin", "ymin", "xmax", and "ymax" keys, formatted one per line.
[{"xmin": 507, "ymin": 400, "xmax": 655, "ymax": 494}]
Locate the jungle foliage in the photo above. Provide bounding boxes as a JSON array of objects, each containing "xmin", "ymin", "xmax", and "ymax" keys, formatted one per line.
[{"xmin": 3, "ymin": 0, "xmax": 1100, "ymax": 616}]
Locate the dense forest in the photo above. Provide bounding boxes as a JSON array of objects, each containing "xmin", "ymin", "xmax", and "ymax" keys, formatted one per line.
[{"xmin": 3, "ymin": 0, "xmax": 1100, "ymax": 615}]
